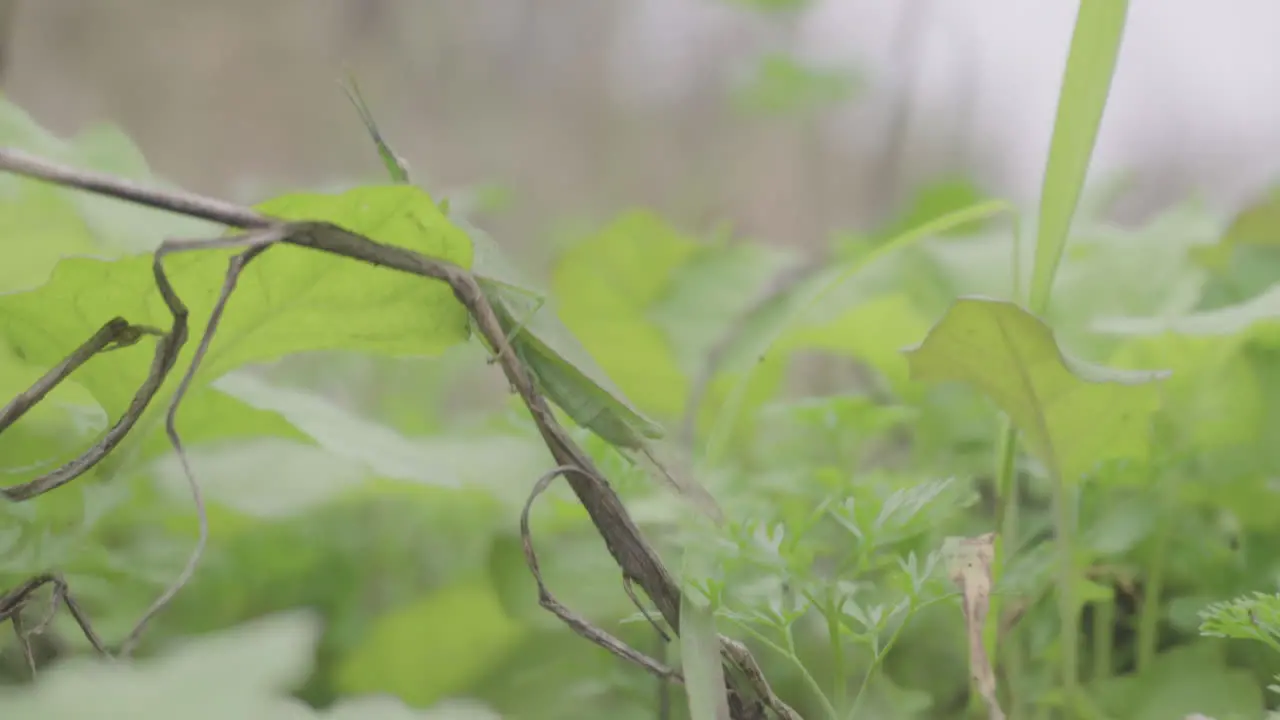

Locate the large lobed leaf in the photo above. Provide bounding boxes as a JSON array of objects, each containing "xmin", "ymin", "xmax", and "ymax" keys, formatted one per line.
[
  {"xmin": 905, "ymin": 297, "xmax": 1167, "ymax": 484},
  {"xmin": 0, "ymin": 185, "xmax": 473, "ymax": 419}
]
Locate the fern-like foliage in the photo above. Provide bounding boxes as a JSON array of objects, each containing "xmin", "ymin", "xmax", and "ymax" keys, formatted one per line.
[{"xmin": 1199, "ymin": 592, "xmax": 1280, "ymax": 652}]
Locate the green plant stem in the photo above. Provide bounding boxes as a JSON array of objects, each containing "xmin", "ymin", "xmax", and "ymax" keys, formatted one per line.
[
  {"xmin": 728, "ymin": 620, "xmax": 840, "ymax": 720},
  {"xmin": 1053, "ymin": 478, "xmax": 1080, "ymax": 705},
  {"xmin": 1091, "ymin": 596, "xmax": 1115, "ymax": 682},
  {"xmin": 990, "ymin": 421, "xmax": 1019, "ymax": 607},
  {"xmin": 1136, "ymin": 509, "xmax": 1170, "ymax": 673},
  {"xmin": 1000, "ymin": 627, "xmax": 1026, "ymax": 719},
  {"xmin": 826, "ymin": 594, "xmax": 846, "ymax": 716},
  {"xmin": 980, "ymin": 420, "xmax": 1020, "ymax": 714},
  {"xmin": 845, "ymin": 602, "xmax": 916, "ymax": 720}
]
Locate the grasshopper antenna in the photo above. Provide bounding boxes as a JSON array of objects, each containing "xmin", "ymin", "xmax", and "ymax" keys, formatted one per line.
[{"xmin": 338, "ymin": 71, "xmax": 412, "ymax": 184}]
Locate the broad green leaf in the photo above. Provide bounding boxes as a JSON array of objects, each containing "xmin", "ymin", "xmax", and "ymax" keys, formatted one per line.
[
  {"xmin": 0, "ymin": 184, "xmax": 473, "ymax": 418},
  {"xmin": 905, "ymin": 298, "xmax": 1167, "ymax": 484},
  {"xmin": 215, "ymin": 371, "xmax": 547, "ymax": 501},
  {"xmin": 0, "ymin": 179, "xmax": 101, "ymax": 292},
  {"xmin": 0, "ymin": 93, "xmax": 215, "ymax": 264},
  {"xmin": 467, "ymin": 224, "xmax": 666, "ymax": 447},
  {"xmin": 1088, "ymin": 642, "xmax": 1263, "ymax": 720},
  {"xmin": 1106, "ymin": 333, "xmax": 1261, "ymax": 450},
  {"xmin": 150, "ymin": 437, "xmax": 370, "ymax": 518},
  {"xmin": 0, "ymin": 347, "xmax": 106, "ymax": 480},
  {"xmin": 1222, "ymin": 187, "xmax": 1280, "ymax": 248},
  {"xmin": 497, "ymin": 322, "xmax": 666, "ymax": 447},
  {"xmin": 0, "ymin": 611, "xmax": 321, "ymax": 719},
  {"xmin": 779, "ymin": 292, "xmax": 934, "ymax": 391},
  {"xmin": 1193, "ymin": 186, "xmax": 1280, "ymax": 270},
  {"xmin": 550, "ymin": 210, "xmax": 697, "ymax": 420},
  {"xmin": 336, "ymin": 578, "xmax": 527, "ymax": 707},
  {"xmin": 1030, "ymin": 0, "xmax": 1129, "ymax": 314},
  {"xmin": 0, "ymin": 470, "xmax": 128, "ymax": 580},
  {"xmin": 135, "ymin": 383, "xmax": 313, "ymax": 460},
  {"xmin": 246, "ymin": 184, "xmax": 473, "ymax": 370},
  {"xmin": 1197, "ymin": 243, "xmax": 1280, "ymax": 311}
]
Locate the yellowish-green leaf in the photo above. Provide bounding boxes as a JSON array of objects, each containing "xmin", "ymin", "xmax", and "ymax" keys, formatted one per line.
[
  {"xmin": 467, "ymin": 223, "xmax": 667, "ymax": 447},
  {"xmin": 552, "ymin": 210, "xmax": 697, "ymax": 419},
  {"xmin": 336, "ymin": 578, "xmax": 526, "ymax": 707},
  {"xmin": 0, "ymin": 185, "xmax": 473, "ymax": 418},
  {"xmin": 779, "ymin": 292, "xmax": 934, "ymax": 392},
  {"xmin": 1107, "ymin": 333, "xmax": 1261, "ymax": 450},
  {"xmin": 1193, "ymin": 186, "xmax": 1280, "ymax": 270},
  {"xmin": 0, "ymin": 180, "xmax": 100, "ymax": 293},
  {"xmin": 0, "ymin": 347, "xmax": 105, "ymax": 484},
  {"xmin": 905, "ymin": 297, "xmax": 1167, "ymax": 484}
]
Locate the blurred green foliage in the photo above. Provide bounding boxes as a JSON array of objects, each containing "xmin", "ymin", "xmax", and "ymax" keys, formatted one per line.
[{"xmin": 2, "ymin": 15, "xmax": 1280, "ymax": 715}]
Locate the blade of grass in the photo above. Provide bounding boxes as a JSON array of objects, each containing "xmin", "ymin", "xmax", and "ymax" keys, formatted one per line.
[
  {"xmin": 1029, "ymin": 0, "xmax": 1128, "ymax": 318},
  {"xmin": 1025, "ymin": 0, "xmax": 1130, "ymax": 709}
]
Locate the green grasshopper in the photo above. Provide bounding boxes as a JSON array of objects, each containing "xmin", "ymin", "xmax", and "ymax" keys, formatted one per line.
[{"xmin": 340, "ymin": 75, "xmax": 722, "ymax": 520}]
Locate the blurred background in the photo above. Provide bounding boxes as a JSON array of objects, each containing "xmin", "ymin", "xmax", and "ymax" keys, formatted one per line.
[
  {"xmin": 6, "ymin": 0, "xmax": 1280, "ymax": 254},
  {"xmin": 3, "ymin": 2, "xmax": 1280, "ymax": 719}
]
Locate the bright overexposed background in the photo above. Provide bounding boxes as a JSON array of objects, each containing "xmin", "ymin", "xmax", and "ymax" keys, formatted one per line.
[{"xmin": 5, "ymin": 0, "xmax": 1279, "ymax": 254}]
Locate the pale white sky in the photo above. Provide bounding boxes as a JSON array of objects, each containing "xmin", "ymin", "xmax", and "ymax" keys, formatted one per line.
[{"xmin": 611, "ymin": 0, "xmax": 1280, "ymax": 214}]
